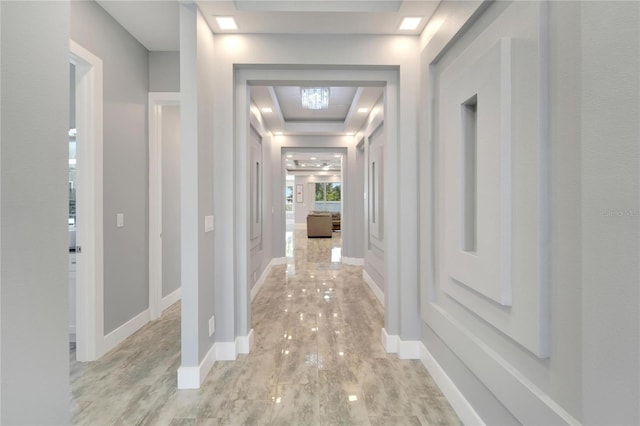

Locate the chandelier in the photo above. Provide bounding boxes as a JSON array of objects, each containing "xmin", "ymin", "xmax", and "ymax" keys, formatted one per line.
[{"xmin": 301, "ymin": 87, "xmax": 330, "ymax": 110}]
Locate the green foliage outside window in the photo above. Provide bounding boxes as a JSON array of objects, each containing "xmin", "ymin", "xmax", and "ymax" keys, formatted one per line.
[{"xmin": 315, "ymin": 182, "xmax": 341, "ymax": 202}]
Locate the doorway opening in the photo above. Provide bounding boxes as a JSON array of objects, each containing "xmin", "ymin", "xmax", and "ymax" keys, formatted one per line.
[
  {"xmin": 148, "ymin": 93, "xmax": 181, "ymax": 321},
  {"xmin": 236, "ymin": 67, "xmax": 399, "ymax": 353},
  {"xmin": 69, "ymin": 40, "xmax": 104, "ymax": 362}
]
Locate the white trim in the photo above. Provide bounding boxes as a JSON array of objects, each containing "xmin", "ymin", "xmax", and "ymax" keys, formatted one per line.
[
  {"xmin": 419, "ymin": 343, "xmax": 485, "ymax": 426},
  {"xmin": 342, "ymin": 257, "xmax": 364, "ymax": 266},
  {"xmin": 102, "ymin": 309, "xmax": 150, "ymax": 355},
  {"xmin": 250, "ymin": 257, "xmax": 287, "ymax": 302},
  {"xmin": 176, "ymin": 366, "xmax": 200, "ymax": 389},
  {"xmin": 381, "ymin": 328, "xmax": 399, "ymax": 353},
  {"xmin": 381, "ymin": 329, "xmax": 420, "ymax": 359},
  {"xmin": 148, "ymin": 92, "xmax": 181, "ymax": 321},
  {"xmin": 177, "ymin": 342, "xmax": 217, "ymax": 389},
  {"xmin": 428, "ymin": 305, "xmax": 581, "ymax": 425},
  {"xmin": 216, "ymin": 341, "xmax": 237, "ymax": 361},
  {"xmin": 398, "ymin": 339, "xmax": 421, "ymax": 359},
  {"xmin": 237, "ymin": 329, "xmax": 254, "ymax": 354},
  {"xmin": 216, "ymin": 330, "xmax": 255, "ymax": 361},
  {"xmin": 294, "ymin": 223, "xmax": 307, "ymax": 230},
  {"xmin": 70, "ymin": 40, "xmax": 104, "ymax": 362},
  {"xmin": 363, "ymin": 269, "xmax": 384, "ymax": 305},
  {"xmin": 161, "ymin": 287, "xmax": 182, "ymax": 313}
]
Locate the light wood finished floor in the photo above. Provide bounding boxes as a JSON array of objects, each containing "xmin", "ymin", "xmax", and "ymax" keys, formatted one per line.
[{"xmin": 70, "ymin": 230, "xmax": 460, "ymax": 425}]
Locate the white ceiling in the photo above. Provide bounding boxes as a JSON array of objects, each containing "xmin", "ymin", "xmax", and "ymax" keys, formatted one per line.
[
  {"xmin": 251, "ymin": 85, "xmax": 383, "ymax": 135},
  {"xmin": 96, "ymin": 0, "xmax": 440, "ymax": 52},
  {"xmin": 96, "ymin": 0, "xmax": 432, "ymax": 137},
  {"xmin": 284, "ymin": 152, "xmax": 343, "ymax": 174}
]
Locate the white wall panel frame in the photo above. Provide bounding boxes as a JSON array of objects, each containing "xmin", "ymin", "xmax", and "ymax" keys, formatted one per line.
[{"xmin": 424, "ymin": 1, "xmax": 550, "ymax": 359}]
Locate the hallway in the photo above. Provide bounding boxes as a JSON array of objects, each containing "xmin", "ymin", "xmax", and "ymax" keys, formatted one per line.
[{"xmin": 70, "ymin": 230, "xmax": 459, "ymax": 425}]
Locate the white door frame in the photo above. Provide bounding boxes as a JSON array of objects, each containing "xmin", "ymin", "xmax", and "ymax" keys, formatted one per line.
[
  {"xmin": 148, "ymin": 92, "xmax": 180, "ymax": 320},
  {"xmin": 70, "ymin": 40, "xmax": 104, "ymax": 361},
  {"xmin": 235, "ymin": 67, "xmax": 399, "ymax": 341}
]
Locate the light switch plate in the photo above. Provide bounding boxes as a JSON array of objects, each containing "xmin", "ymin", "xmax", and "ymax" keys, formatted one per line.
[
  {"xmin": 208, "ymin": 316, "xmax": 215, "ymax": 336},
  {"xmin": 204, "ymin": 215, "xmax": 214, "ymax": 233},
  {"xmin": 116, "ymin": 213, "xmax": 124, "ymax": 228}
]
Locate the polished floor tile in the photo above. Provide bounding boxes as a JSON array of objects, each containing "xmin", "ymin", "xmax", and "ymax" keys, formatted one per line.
[{"xmin": 70, "ymin": 230, "xmax": 460, "ymax": 425}]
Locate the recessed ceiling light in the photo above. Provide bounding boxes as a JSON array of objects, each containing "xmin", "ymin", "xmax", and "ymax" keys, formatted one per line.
[
  {"xmin": 357, "ymin": 107, "xmax": 368, "ymax": 113},
  {"xmin": 286, "ymin": 154, "xmax": 293, "ymax": 158},
  {"xmin": 310, "ymin": 157, "xmax": 317, "ymax": 160},
  {"xmin": 399, "ymin": 17, "xmax": 422, "ymax": 31},
  {"xmin": 334, "ymin": 154, "xmax": 341, "ymax": 158},
  {"xmin": 216, "ymin": 16, "xmax": 238, "ymax": 31},
  {"xmin": 262, "ymin": 107, "xmax": 272, "ymax": 113},
  {"xmin": 346, "ymin": 132, "xmax": 354, "ymax": 136}
]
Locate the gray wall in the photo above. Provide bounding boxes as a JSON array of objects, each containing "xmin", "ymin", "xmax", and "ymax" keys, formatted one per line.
[
  {"xmin": 1, "ymin": 1, "xmax": 70, "ymax": 423},
  {"xmin": 162, "ymin": 105, "xmax": 181, "ymax": 298},
  {"xmin": 150, "ymin": 51, "xmax": 180, "ymax": 92},
  {"xmin": 71, "ymin": 1, "xmax": 150, "ymax": 334},
  {"xmin": 418, "ymin": 1, "xmax": 640, "ymax": 423},
  {"xmin": 180, "ymin": 3, "xmax": 216, "ymax": 364},
  {"xmin": 581, "ymin": 1, "xmax": 639, "ymax": 422}
]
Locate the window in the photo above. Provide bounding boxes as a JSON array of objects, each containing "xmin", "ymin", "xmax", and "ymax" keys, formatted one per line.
[
  {"xmin": 314, "ymin": 182, "xmax": 341, "ymax": 212},
  {"xmin": 285, "ymin": 185, "xmax": 294, "ymax": 212}
]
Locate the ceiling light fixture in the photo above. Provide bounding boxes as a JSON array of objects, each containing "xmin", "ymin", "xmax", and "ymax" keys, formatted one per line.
[
  {"xmin": 216, "ymin": 16, "xmax": 238, "ymax": 31},
  {"xmin": 301, "ymin": 87, "xmax": 329, "ymax": 110},
  {"xmin": 399, "ymin": 17, "xmax": 422, "ymax": 31}
]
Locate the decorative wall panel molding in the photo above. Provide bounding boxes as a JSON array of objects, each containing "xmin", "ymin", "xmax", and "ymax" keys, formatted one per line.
[{"xmin": 428, "ymin": 1, "xmax": 550, "ymax": 358}]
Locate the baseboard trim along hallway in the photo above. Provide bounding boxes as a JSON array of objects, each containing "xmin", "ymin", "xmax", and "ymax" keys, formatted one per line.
[
  {"xmin": 177, "ymin": 330, "xmax": 254, "ymax": 389},
  {"xmin": 382, "ymin": 327, "xmax": 484, "ymax": 425},
  {"xmin": 363, "ymin": 269, "xmax": 384, "ymax": 305},
  {"xmin": 251, "ymin": 258, "xmax": 287, "ymax": 302},
  {"xmin": 102, "ymin": 309, "xmax": 150, "ymax": 356}
]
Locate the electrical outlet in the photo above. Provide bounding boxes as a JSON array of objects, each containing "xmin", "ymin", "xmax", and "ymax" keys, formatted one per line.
[{"xmin": 208, "ymin": 316, "xmax": 215, "ymax": 336}]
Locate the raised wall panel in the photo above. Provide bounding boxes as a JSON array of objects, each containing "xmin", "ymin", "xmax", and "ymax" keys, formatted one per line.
[
  {"xmin": 442, "ymin": 38, "xmax": 512, "ymax": 307},
  {"xmin": 368, "ymin": 122, "xmax": 384, "ymax": 250},
  {"xmin": 249, "ymin": 125, "xmax": 263, "ymax": 244},
  {"xmin": 429, "ymin": 1, "xmax": 549, "ymax": 358}
]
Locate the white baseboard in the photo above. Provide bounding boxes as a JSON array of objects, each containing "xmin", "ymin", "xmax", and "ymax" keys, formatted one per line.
[
  {"xmin": 161, "ymin": 287, "xmax": 182, "ymax": 313},
  {"xmin": 426, "ymin": 306, "xmax": 581, "ymax": 425},
  {"xmin": 381, "ymin": 329, "xmax": 421, "ymax": 359},
  {"xmin": 381, "ymin": 328, "xmax": 399, "ymax": 353},
  {"xmin": 363, "ymin": 269, "xmax": 385, "ymax": 306},
  {"xmin": 217, "ymin": 330, "xmax": 255, "ymax": 360},
  {"xmin": 251, "ymin": 258, "xmax": 287, "ymax": 302},
  {"xmin": 237, "ymin": 329, "xmax": 254, "ymax": 354},
  {"xmin": 177, "ymin": 342, "xmax": 217, "ymax": 389},
  {"xmin": 102, "ymin": 309, "xmax": 150, "ymax": 355},
  {"xmin": 342, "ymin": 257, "xmax": 364, "ymax": 266},
  {"xmin": 420, "ymin": 343, "xmax": 485, "ymax": 425},
  {"xmin": 381, "ymin": 331, "xmax": 480, "ymax": 423},
  {"xmin": 398, "ymin": 339, "xmax": 421, "ymax": 359}
]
